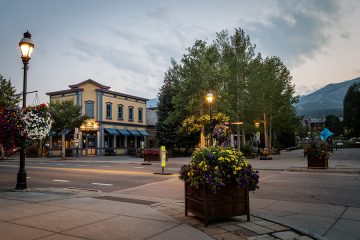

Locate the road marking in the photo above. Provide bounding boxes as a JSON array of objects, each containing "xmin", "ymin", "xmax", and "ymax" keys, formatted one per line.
[
  {"xmin": 91, "ymin": 182, "xmax": 113, "ymax": 186},
  {"xmin": 53, "ymin": 179, "xmax": 70, "ymax": 183},
  {"xmin": 0, "ymin": 165, "xmax": 178, "ymax": 177},
  {"xmin": 39, "ymin": 163, "xmax": 46, "ymax": 164},
  {"xmin": 133, "ymin": 167, "xmax": 144, "ymax": 169},
  {"xmin": 55, "ymin": 164, "xmax": 65, "ymax": 166},
  {"xmin": 77, "ymin": 164, "xmax": 88, "ymax": 167},
  {"xmin": 101, "ymin": 165, "xmax": 111, "ymax": 168},
  {"xmin": 26, "ymin": 177, "xmax": 31, "ymax": 179}
]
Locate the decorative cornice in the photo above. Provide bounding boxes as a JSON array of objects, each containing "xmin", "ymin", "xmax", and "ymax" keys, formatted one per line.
[
  {"xmin": 46, "ymin": 88, "xmax": 84, "ymax": 96},
  {"xmin": 69, "ymin": 79, "xmax": 110, "ymax": 90}
]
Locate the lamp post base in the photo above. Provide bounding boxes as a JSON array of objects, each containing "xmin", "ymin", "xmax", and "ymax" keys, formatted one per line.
[
  {"xmin": 15, "ymin": 171, "xmax": 27, "ymax": 190},
  {"xmin": 15, "ymin": 148, "xmax": 27, "ymax": 190}
]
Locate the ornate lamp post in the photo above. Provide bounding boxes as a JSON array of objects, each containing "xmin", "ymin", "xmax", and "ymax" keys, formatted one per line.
[
  {"xmin": 206, "ymin": 92, "xmax": 214, "ymax": 146},
  {"xmin": 15, "ymin": 31, "xmax": 34, "ymax": 190}
]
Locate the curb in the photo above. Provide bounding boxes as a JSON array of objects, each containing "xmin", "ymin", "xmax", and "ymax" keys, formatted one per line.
[{"xmin": 287, "ymin": 167, "xmax": 360, "ymax": 174}]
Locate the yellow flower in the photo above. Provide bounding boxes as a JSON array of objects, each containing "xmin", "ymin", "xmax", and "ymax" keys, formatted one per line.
[
  {"xmin": 215, "ymin": 166, "xmax": 219, "ymax": 170},
  {"xmin": 218, "ymin": 157, "xmax": 224, "ymax": 161}
]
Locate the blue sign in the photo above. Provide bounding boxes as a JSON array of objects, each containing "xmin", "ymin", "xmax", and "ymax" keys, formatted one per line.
[{"xmin": 320, "ymin": 128, "xmax": 333, "ymax": 141}]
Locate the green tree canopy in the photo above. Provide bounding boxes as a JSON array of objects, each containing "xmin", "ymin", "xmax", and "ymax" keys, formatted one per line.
[
  {"xmin": 157, "ymin": 27, "xmax": 299, "ymax": 150},
  {"xmin": 0, "ymin": 74, "xmax": 20, "ymax": 108},
  {"xmin": 343, "ymin": 82, "xmax": 360, "ymax": 137},
  {"xmin": 49, "ymin": 100, "xmax": 88, "ymax": 158},
  {"xmin": 325, "ymin": 115, "xmax": 343, "ymax": 136}
]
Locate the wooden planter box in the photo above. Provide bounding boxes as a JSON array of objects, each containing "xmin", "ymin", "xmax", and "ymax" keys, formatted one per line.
[
  {"xmin": 144, "ymin": 155, "xmax": 160, "ymax": 162},
  {"xmin": 308, "ymin": 157, "xmax": 328, "ymax": 169},
  {"xmin": 185, "ymin": 183, "xmax": 250, "ymax": 226}
]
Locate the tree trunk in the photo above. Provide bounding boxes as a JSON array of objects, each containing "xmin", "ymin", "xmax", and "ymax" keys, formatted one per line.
[
  {"xmin": 263, "ymin": 113, "xmax": 268, "ymax": 149},
  {"xmin": 237, "ymin": 126, "xmax": 241, "ymax": 151},
  {"xmin": 0, "ymin": 145, "xmax": 4, "ymax": 160},
  {"xmin": 269, "ymin": 119, "xmax": 272, "ymax": 151},
  {"xmin": 241, "ymin": 128, "xmax": 246, "ymax": 148},
  {"xmin": 200, "ymin": 127, "xmax": 205, "ymax": 148},
  {"xmin": 37, "ymin": 140, "xmax": 43, "ymax": 158},
  {"xmin": 61, "ymin": 133, "xmax": 66, "ymax": 159}
]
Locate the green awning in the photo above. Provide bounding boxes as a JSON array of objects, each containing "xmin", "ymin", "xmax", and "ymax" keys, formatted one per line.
[
  {"xmin": 117, "ymin": 129, "xmax": 131, "ymax": 136},
  {"xmin": 104, "ymin": 128, "xmax": 120, "ymax": 135},
  {"xmin": 127, "ymin": 130, "xmax": 141, "ymax": 136},
  {"xmin": 137, "ymin": 130, "xmax": 150, "ymax": 136}
]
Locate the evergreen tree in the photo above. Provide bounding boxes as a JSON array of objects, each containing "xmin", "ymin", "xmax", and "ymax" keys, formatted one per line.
[
  {"xmin": 0, "ymin": 74, "xmax": 20, "ymax": 108},
  {"xmin": 343, "ymin": 82, "xmax": 360, "ymax": 137},
  {"xmin": 325, "ymin": 115, "xmax": 343, "ymax": 136},
  {"xmin": 156, "ymin": 61, "xmax": 182, "ymax": 149}
]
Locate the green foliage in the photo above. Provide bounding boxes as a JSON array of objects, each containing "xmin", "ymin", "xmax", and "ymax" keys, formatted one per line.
[
  {"xmin": 158, "ymin": 27, "xmax": 299, "ymax": 149},
  {"xmin": 49, "ymin": 100, "xmax": 88, "ymax": 133},
  {"xmin": 156, "ymin": 62, "xmax": 183, "ymax": 148},
  {"xmin": 325, "ymin": 115, "xmax": 343, "ymax": 136},
  {"xmin": 0, "ymin": 74, "xmax": 20, "ymax": 108},
  {"xmin": 343, "ymin": 82, "xmax": 360, "ymax": 137},
  {"xmin": 181, "ymin": 112, "xmax": 230, "ymax": 135}
]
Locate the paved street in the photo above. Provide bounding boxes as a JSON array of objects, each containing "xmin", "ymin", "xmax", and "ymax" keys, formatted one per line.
[{"xmin": 0, "ymin": 148, "xmax": 359, "ymax": 239}]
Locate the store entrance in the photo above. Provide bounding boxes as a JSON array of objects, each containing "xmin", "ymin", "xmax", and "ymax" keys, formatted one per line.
[{"xmin": 82, "ymin": 131, "xmax": 97, "ymax": 155}]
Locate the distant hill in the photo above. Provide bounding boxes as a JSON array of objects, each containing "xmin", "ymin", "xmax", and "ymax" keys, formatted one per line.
[
  {"xmin": 146, "ymin": 98, "xmax": 159, "ymax": 108},
  {"xmin": 296, "ymin": 76, "xmax": 360, "ymax": 117}
]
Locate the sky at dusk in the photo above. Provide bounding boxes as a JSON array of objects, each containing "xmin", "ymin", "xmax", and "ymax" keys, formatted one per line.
[{"xmin": 1, "ymin": 0, "xmax": 360, "ymax": 104}]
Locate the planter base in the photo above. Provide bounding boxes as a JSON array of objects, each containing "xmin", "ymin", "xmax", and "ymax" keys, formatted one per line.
[
  {"xmin": 308, "ymin": 157, "xmax": 328, "ymax": 169},
  {"xmin": 185, "ymin": 183, "xmax": 250, "ymax": 226}
]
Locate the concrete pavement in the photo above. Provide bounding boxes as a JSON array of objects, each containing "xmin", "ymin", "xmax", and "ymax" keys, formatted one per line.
[{"xmin": 0, "ymin": 186, "xmax": 313, "ymax": 240}]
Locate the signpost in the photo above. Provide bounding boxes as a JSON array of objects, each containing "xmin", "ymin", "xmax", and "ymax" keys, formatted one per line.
[
  {"xmin": 153, "ymin": 146, "xmax": 172, "ymax": 175},
  {"xmin": 160, "ymin": 146, "xmax": 166, "ymax": 174}
]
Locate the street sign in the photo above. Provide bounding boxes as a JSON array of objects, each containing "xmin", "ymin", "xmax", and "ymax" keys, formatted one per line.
[{"xmin": 160, "ymin": 146, "xmax": 166, "ymax": 167}]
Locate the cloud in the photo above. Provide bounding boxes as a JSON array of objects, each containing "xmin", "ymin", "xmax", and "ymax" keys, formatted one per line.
[
  {"xmin": 341, "ymin": 32, "xmax": 350, "ymax": 40},
  {"xmin": 70, "ymin": 38, "xmax": 151, "ymax": 74},
  {"xmin": 246, "ymin": 0, "xmax": 343, "ymax": 67}
]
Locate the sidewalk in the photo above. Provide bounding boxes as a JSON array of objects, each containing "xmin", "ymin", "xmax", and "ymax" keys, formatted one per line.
[{"xmin": 0, "ymin": 185, "xmax": 314, "ymax": 240}]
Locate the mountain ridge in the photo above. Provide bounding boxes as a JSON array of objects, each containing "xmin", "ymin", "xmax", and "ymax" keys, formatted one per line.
[{"xmin": 296, "ymin": 76, "xmax": 360, "ymax": 117}]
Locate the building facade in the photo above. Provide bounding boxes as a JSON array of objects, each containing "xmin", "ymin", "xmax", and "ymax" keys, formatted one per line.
[{"xmin": 46, "ymin": 79, "xmax": 149, "ymax": 156}]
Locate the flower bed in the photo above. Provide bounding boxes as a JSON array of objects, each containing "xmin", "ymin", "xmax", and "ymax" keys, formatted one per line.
[{"xmin": 143, "ymin": 148, "xmax": 160, "ymax": 162}]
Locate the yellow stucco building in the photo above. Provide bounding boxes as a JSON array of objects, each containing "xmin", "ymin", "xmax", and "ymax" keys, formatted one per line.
[{"xmin": 46, "ymin": 79, "xmax": 149, "ymax": 156}]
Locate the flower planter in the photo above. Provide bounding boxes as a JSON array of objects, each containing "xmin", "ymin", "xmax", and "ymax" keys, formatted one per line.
[
  {"xmin": 185, "ymin": 183, "xmax": 250, "ymax": 226},
  {"xmin": 308, "ymin": 157, "xmax": 328, "ymax": 169}
]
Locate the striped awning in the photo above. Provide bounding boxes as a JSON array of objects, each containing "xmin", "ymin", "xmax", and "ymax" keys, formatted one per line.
[
  {"xmin": 137, "ymin": 130, "xmax": 150, "ymax": 136},
  {"xmin": 127, "ymin": 130, "xmax": 141, "ymax": 136},
  {"xmin": 104, "ymin": 128, "xmax": 120, "ymax": 135},
  {"xmin": 117, "ymin": 129, "xmax": 131, "ymax": 136}
]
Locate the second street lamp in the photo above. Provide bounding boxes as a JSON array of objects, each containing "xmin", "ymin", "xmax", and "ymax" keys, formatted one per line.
[
  {"xmin": 206, "ymin": 92, "xmax": 214, "ymax": 146},
  {"xmin": 15, "ymin": 31, "xmax": 34, "ymax": 190}
]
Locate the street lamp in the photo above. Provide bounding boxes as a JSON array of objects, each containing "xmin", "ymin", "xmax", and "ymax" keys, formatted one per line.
[
  {"xmin": 206, "ymin": 92, "xmax": 213, "ymax": 146},
  {"xmin": 15, "ymin": 31, "xmax": 34, "ymax": 190}
]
